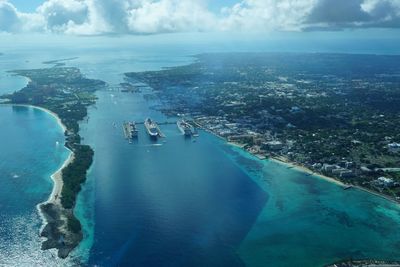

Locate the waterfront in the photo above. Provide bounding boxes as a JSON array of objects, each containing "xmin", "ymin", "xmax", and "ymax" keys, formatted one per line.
[
  {"xmin": 1, "ymin": 36, "xmax": 400, "ymax": 266},
  {"xmin": 77, "ymin": 86, "xmax": 400, "ymax": 266}
]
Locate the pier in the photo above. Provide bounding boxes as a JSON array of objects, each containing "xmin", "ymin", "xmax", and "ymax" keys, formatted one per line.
[
  {"xmin": 122, "ymin": 120, "xmax": 198, "ymax": 140},
  {"xmin": 135, "ymin": 121, "xmax": 176, "ymax": 126}
]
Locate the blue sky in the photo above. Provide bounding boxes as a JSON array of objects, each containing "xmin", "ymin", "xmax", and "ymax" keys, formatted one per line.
[
  {"xmin": 9, "ymin": 0, "xmax": 43, "ymax": 12},
  {"xmin": 208, "ymin": 0, "xmax": 238, "ymax": 12}
]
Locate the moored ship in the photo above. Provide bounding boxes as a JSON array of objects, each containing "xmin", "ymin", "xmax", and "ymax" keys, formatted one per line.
[
  {"xmin": 123, "ymin": 121, "xmax": 138, "ymax": 141},
  {"xmin": 177, "ymin": 119, "xmax": 193, "ymax": 137},
  {"xmin": 145, "ymin": 118, "xmax": 159, "ymax": 138},
  {"xmin": 129, "ymin": 121, "xmax": 138, "ymax": 137}
]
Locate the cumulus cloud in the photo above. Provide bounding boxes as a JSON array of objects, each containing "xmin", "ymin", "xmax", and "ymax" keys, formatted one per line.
[
  {"xmin": 0, "ymin": 0, "xmax": 400, "ymax": 35},
  {"xmin": 220, "ymin": 0, "xmax": 317, "ymax": 31},
  {"xmin": 0, "ymin": 0, "xmax": 43, "ymax": 32},
  {"xmin": 37, "ymin": 0, "xmax": 88, "ymax": 32},
  {"xmin": 306, "ymin": 0, "xmax": 400, "ymax": 29},
  {"xmin": 0, "ymin": 1, "xmax": 20, "ymax": 31},
  {"xmin": 126, "ymin": 0, "xmax": 216, "ymax": 33}
]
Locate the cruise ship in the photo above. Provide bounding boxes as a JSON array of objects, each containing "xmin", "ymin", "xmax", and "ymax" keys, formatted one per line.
[
  {"xmin": 129, "ymin": 122, "xmax": 138, "ymax": 137},
  {"xmin": 177, "ymin": 119, "xmax": 193, "ymax": 137},
  {"xmin": 123, "ymin": 121, "xmax": 138, "ymax": 141},
  {"xmin": 144, "ymin": 118, "xmax": 159, "ymax": 138}
]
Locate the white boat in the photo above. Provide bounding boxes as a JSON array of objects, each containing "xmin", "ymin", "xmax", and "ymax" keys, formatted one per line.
[
  {"xmin": 145, "ymin": 118, "xmax": 159, "ymax": 138},
  {"xmin": 177, "ymin": 119, "xmax": 193, "ymax": 136}
]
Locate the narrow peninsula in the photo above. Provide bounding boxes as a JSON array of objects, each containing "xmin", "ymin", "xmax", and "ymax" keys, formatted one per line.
[{"xmin": 1, "ymin": 66, "xmax": 105, "ymax": 258}]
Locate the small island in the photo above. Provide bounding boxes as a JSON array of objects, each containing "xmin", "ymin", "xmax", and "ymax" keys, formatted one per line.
[{"xmin": 1, "ymin": 66, "xmax": 105, "ymax": 258}]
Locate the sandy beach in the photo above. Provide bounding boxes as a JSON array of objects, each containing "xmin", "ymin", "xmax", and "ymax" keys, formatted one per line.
[
  {"xmin": 46, "ymin": 152, "xmax": 74, "ymax": 205},
  {"xmin": 9, "ymin": 104, "xmax": 73, "ymax": 204},
  {"xmin": 269, "ymin": 157, "xmax": 400, "ymax": 205},
  {"xmin": 269, "ymin": 157, "xmax": 346, "ymax": 187},
  {"xmin": 3, "ymin": 104, "xmax": 67, "ymax": 133},
  {"xmin": 29, "ymin": 105, "xmax": 67, "ymax": 133},
  {"xmin": 2, "ymin": 104, "xmax": 76, "ymax": 220},
  {"xmin": 191, "ymin": 124, "xmax": 400, "ymax": 206}
]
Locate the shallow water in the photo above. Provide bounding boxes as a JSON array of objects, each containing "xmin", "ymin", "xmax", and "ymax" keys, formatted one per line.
[
  {"xmin": 1, "ymin": 35, "xmax": 400, "ymax": 266},
  {"xmin": 0, "ymin": 105, "xmax": 71, "ymax": 266}
]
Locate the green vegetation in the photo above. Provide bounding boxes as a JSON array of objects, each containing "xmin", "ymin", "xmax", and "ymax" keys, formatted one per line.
[
  {"xmin": 66, "ymin": 213, "xmax": 82, "ymax": 234},
  {"xmin": 127, "ymin": 53, "xmax": 400, "ymax": 200},
  {"xmin": 1, "ymin": 66, "xmax": 105, "ymax": 256},
  {"xmin": 61, "ymin": 145, "xmax": 94, "ymax": 209},
  {"xmin": 1, "ymin": 67, "xmax": 104, "ymax": 209}
]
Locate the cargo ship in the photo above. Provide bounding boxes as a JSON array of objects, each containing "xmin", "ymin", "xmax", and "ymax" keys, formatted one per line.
[
  {"xmin": 144, "ymin": 118, "xmax": 159, "ymax": 138},
  {"xmin": 177, "ymin": 119, "xmax": 193, "ymax": 137}
]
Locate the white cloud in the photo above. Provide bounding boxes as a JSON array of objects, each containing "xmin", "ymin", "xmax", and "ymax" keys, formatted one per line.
[
  {"xmin": 0, "ymin": 1, "xmax": 20, "ymax": 32},
  {"xmin": 126, "ymin": 0, "xmax": 216, "ymax": 33},
  {"xmin": 36, "ymin": 0, "xmax": 88, "ymax": 32},
  {"xmin": 0, "ymin": 1, "xmax": 43, "ymax": 32},
  {"xmin": 0, "ymin": 0, "xmax": 400, "ymax": 35},
  {"xmin": 220, "ymin": 0, "xmax": 317, "ymax": 31},
  {"xmin": 361, "ymin": 0, "xmax": 400, "ymax": 26}
]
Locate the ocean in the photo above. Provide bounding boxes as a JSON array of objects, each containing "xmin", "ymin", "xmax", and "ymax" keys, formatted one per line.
[{"xmin": 1, "ymin": 34, "xmax": 400, "ymax": 267}]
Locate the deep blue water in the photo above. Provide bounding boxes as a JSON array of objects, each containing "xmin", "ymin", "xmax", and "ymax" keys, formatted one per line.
[
  {"xmin": 79, "ymin": 90, "xmax": 267, "ymax": 266},
  {"xmin": 1, "ymin": 35, "xmax": 400, "ymax": 267}
]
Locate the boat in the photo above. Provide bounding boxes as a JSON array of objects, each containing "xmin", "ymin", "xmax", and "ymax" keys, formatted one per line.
[
  {"xmin": 128, "ymin": 121, "xmax": 138, "ymax": 137},
  {"xmin": 177, "ymin": 119, "xmax": 193, "ymax": 137},
  {"xmin": 123, "ymin": 121, "xmax": 138, "ymax": 141},
  {"xmin": 145, "ymin": 118, "xmax": 159, "ymax": 138}
]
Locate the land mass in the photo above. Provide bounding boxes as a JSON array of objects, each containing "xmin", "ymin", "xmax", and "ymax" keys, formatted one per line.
[
  {"xmin": 126, "ymin": 53, "xmax": 400, "ymax": 203},
  {"xmin": 1, "ymin": 66, "xmax": 105, "ymax": 258}
]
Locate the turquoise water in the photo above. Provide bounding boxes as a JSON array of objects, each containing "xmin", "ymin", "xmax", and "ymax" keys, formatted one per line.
[
  {"xmin": 1, "ymin": 35, "xmax": 400, "ymax": 266},
  {"xmin": 0, "ymin": 105, "xmax": 72, "ymax": 266},
  {"xmin": 76, "ymin": 87, "xmax": 400, "ymax": 266},
  {"xmin": 224, "ymin": 147, "xmax": 400, "ymax": 267}
]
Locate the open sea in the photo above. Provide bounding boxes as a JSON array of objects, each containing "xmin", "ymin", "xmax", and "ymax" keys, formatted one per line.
[{"xmin": 1, "ymin": 33, "xmax": 400, "ymax": 267}]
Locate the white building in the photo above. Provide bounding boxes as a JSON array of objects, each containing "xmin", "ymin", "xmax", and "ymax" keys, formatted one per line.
[
  {"xmin": 263, "ymin": 141, "xmax": 283, "ymax": 151},
  {"xmin": 388, "ymin": 143, "xmax": 400, "ymax": 153},
  {"xmin": 376, "ymin": 177, "xmax": 394, "ymax": 187}
]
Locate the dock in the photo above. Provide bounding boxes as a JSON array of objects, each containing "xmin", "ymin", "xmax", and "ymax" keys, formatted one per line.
[
  {"xmin": 136, "ymin": 121, "xmax": 176, "ymax": 126},
  {"xmin": 122, "ymin": 119, "xmax": 198, "ymax": 141},
  {"xmin": 343, "ymin": 185, "xmax": 353, "ymax": 190}
]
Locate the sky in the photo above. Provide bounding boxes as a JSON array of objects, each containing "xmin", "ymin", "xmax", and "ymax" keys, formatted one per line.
[{"xmin": 1, "ymin": 0, "xmax": 400, "ymax": 35}]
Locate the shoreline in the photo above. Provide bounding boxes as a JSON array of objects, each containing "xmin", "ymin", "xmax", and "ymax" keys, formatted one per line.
[
  {"xmin": 268, "ymin": 156, "xmax": 400, "ymax": 205},
  {"xmin": 6, "ymin": 104, "xmax": 71, "ymax": 205},
  {"xmin": 0, "ymin": 103, "xmax": 75, "ymax": 234},
  {"xmin": 5, "ymin": 103, "xmax": 67, "ymax": 133},
  {"xmin": 202, "ymin": 127, "xmax": 400, "ymax": 206},
  {"xmin": 268, "ymin": 157, "xmax": 346, "ymax": 187}
]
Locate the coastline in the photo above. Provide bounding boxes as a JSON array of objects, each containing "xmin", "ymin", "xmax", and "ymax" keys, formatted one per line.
[
  {"xmin": 0, "ymin": 103, "xmax": 79, "ymax": 256},
  {"xmin": 268, "ymin": 157, "xmax": 346, "ymax": 187},
  {"xmin": 268, "ymin": 156, "xmax": 400, "ymax": 205},
  {"xmin": 202, "ymin": 127, "xmax": 400, "ymax": 206},
  {"xmin": 45, "ymin": 152, "xmax": 74, "ymax": 205},
  {"xmin": 26, "ymin": 105, "xmax": 72, "ymax": 207},
  {"xmin": 7, "ymin": 104, "xmax": 72, "ymax": 206}
]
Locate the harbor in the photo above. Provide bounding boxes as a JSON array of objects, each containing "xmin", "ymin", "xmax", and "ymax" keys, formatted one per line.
[{"xmin": 121, "ymin": 119, "xmax": 197, "ymax": 141}]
